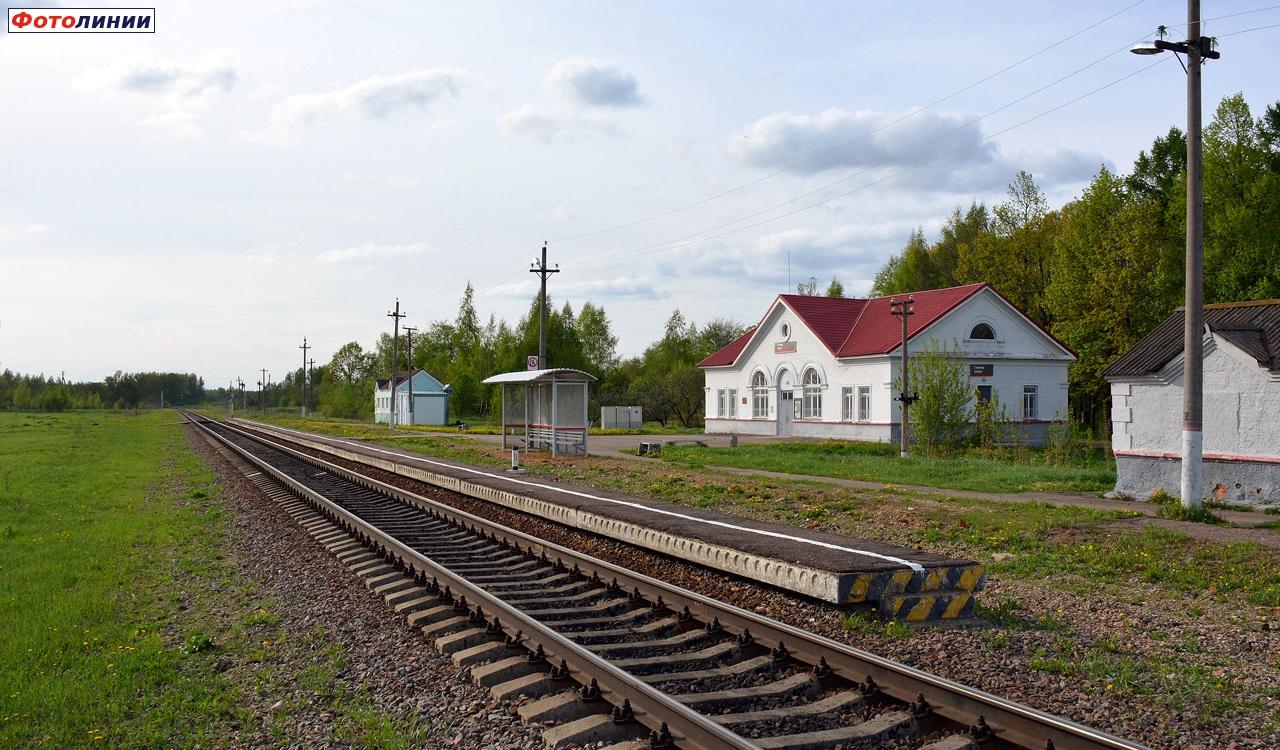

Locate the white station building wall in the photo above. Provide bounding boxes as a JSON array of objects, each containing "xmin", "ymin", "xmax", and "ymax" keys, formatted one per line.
[{"xmin": 704, "ymin": 289, "xmax": 1072, "ymax": 442}]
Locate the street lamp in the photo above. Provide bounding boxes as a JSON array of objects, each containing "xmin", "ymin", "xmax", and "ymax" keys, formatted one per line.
[{"xmin": 1130, "ymin": 1, "xmax": 1221, "ymax": 511}]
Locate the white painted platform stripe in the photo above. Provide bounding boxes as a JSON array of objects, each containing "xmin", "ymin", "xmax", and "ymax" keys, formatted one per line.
[{"xmin": 253, "ymin": 422, "xmax": 926, "ymax": 575}]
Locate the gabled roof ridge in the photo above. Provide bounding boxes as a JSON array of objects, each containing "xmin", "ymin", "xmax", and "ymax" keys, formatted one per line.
[{"xmin": 863, "ymin": 281, "xmax": 987, "ymax": 302}]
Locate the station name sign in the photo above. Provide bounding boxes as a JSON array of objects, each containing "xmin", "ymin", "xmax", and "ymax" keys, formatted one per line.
[
  {"xmin": 969, "ymin": 364, "xmax": 994, "ymax": 377},
  {"xmin": 774, "ymin": 341, "xmax": 797, "ymax": 354}
]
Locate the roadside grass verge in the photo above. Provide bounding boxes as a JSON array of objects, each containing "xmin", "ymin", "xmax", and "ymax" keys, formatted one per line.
[
  {"xmin": 0, "ymin": 410, "xmax": 431, "ymax": 748},
  {"xmin": 655, "ymin": 440, "xmax": 1116, "ymax": 494}
]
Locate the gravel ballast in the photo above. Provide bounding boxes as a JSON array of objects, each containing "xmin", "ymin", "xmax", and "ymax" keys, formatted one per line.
[
  {"xmin": 244, "ymin": 426, "xmax": 1280, "ymax": 749},
  {"xmin": 188, "ymin": 428, "xmax": 551, "ymax": 749}
]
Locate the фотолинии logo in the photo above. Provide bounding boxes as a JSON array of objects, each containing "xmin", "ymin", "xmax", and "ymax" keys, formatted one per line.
[{"xmin": 7, "ymin": 8, "xmax": 155, "ymax": 33}]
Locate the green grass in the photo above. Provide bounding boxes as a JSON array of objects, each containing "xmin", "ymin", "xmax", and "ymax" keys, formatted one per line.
[
  {"xmin": 655, "ymin": 440, "xmax": 1116, "ymax": 494},
  {"xmin": 0, "ymin": 410, "xmax": 432, "ymax": 748}
]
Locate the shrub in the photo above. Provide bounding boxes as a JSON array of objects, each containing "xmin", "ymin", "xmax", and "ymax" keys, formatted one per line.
[
  {"xmin": 900, "ymin": 339, "xmax": 970, "ymax": 455},
  {"xmin": 972, "ymin": 390, "xmax": 1014, "ymax": 448}
]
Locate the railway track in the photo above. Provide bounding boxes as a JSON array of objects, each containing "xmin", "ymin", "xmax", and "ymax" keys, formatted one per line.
[{"xmin": 186, "ymin": 412, "xmax": 1148, "ymax": 750}]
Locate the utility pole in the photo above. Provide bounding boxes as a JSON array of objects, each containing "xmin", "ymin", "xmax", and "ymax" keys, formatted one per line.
[
  {"xmin": 307, "ymin": 357, "xmax": 315, "ymax": 414},
  {"xmin": 403, "ymin": 326, "xmax": 416, "ymax": 426},
  {"xmin": 889, "ymin": 296, "xmax": 918, "ymax": 458},
  {"xmin": 1181, "ymin": 0, "xmax": 1207, "ymax": 511},
  {"xmin": 299, "ymin": 337, "xmax": 310, "ymax": 417},
  {"xmin": 238, "ymin": 377, "xmax": 246, "ymax": 413},
  {"xmin": 386, "ymin": 299, "xmax": 405, "ymax": 429},
  {"xmin": 260, "ymin": 368, "xmax": 267, "ymax": 415},
  {"xmin": 1130, "ymin": 2, "xmax": 1220, "ymax": 510},
  {"xmin": 529, "ymin": 242, "xmax": 559, "ymax": 370}
]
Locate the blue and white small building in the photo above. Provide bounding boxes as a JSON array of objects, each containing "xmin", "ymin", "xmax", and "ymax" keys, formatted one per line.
[{"xmin": 374, "ymin": 368, "xmax": 451, "ymax": 426}]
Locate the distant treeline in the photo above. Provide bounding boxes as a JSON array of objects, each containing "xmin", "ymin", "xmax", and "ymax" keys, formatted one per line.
[
  {"xmin": 302, "ymin": 287, "xmax": 743, "ymax": 427},
  {"xmin": 871, "ymin": 93, "xmax": 1280, "ymax": 429},
  {"xmin": 0, "ymin": 370, "xmax": 205, "ymax": 411}
]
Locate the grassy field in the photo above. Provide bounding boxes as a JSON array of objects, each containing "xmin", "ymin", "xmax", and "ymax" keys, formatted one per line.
[
  {"xmin": 655, "ymin": 440, "xmax": 1117, "ymax": 494},
  {"xmin": 0, "ymin": 410, "xmax": 426, "ymax": 748}
]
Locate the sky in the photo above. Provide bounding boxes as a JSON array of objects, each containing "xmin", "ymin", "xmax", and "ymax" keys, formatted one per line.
[{"xmin": 1, "ymin": 1, "xmax": 1278, "ymax": 386}]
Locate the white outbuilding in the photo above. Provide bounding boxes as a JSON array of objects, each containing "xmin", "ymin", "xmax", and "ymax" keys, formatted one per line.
[
  {"xmin": 698, "ymin": 283, "xmax": 1075, "ymax": 445},
  {"xmin": 374, "ymin": 369, "xmax": 451, "ymax": 426},
  {"xmin": 1103, "ymin": 299, "xmax": 1280, "ymax": 506}
]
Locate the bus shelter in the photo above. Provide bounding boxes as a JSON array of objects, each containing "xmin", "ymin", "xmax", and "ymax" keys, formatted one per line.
[{"xmin": 483, "ymin": 368, "xmax": 596, "ymax": 456}]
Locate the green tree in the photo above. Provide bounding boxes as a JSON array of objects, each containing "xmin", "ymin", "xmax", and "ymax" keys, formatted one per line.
[
  {"xmin": 824, "ymin": 277, "xmax": 845, "ymax": 298},
  {"xmin": 902, "ymin": 339, "xmax": 971, "ymax": 454}
]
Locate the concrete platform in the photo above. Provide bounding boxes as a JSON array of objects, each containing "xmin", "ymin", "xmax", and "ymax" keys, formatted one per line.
[{"xmin": 231, "ymin": 419, "xmax": 985, "ymax": 613}]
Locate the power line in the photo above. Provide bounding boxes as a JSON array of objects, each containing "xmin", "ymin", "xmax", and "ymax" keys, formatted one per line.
[
  {"xmin": 575, "ymin": 56, "xmax": 1172, "ymax": 267},
  {"xmin": 574, "ymin": 49, "xmax": 1168, "ymax": 268},
  {"xmin": 1216, "ymin": 21, "xmax": 1280, "ymax": 37},
  {"xmin": 1165, "ymin": 3, "xmax": 1280, "ymax": 28},
  {"xmin": 416, "ymin": 2, "xmax": 1146, "ymax": 297},
  {"xmin": 547, "ymin": 0, "xmax": 1147, "ymax": 245}
]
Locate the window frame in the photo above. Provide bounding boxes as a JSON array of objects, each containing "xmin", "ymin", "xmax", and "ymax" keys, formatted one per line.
[
  {"xmin": 716, "ymin": 388, "xmax": 726, "ymax": 417},
  {"xmin": 857, "ymin": 385, "xmax": 871, "ymax": 421},
  {"xmin": 969, "ymin": 322, "xmax": 996, "ymax": 340},
  {"xmin": 751, "ymin": 371, "xmax": 769, "ymax": 418},
  {"xmin": 841, "ymin": 386, "xmax": 853, "ymax": 421},
  {"xmin": 1022, "ymin": 385, "xmax": 1038, "ymax": 420},
  {"xmin": 801, "ymin": 368, "xmax": 822, "ymax": 419},
  {"xmin": 727, "ymin": 388, "xmax": 738, "ymax": 418}
]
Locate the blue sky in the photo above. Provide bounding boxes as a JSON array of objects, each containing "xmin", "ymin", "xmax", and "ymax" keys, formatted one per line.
[{"xmin": 1, "ymin": 0, "xmax": 1277, "ymax": 385}]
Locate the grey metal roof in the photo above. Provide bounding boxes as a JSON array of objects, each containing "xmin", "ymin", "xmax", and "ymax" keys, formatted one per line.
[
  {"xmin": 1102, "ymin": 300, "xmax": 1280, "ymax": 378},
  {"xmin": 482, "ymin": 368, "xmax": 597, "ymax": 385}
]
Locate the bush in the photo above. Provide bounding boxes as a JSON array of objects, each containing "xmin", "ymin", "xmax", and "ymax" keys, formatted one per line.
[
  {"xmin": 972, "ymin": 390, "xmax": 1014, "ymax": 448},
  {"xmin": 901, "ymin": 339, "xmax": 970, "ymax": 455},
  {"xmin": 1044, "ymin": 414, "xmax": 1091, "ymax": 466}
]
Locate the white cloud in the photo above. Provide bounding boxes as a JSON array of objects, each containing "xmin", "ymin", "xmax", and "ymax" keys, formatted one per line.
[
  {"xmin": 545, "ymin": 57, "xmax": 644, "ymax": 107},
  {"xmin": 80, "ymin": 49, "xmax": 239, "ymax": 97},
  {"xmin": 25, "ymin": 224, "xmax": 49, "ymax": 234},
  {"xmin": 314, "ymin": 241, "xmax": 428, "ymax": 264},
  {"xmin": 496, "ymin": 104, "xmax": 619, "ymax": 143},
  {"xmin": 247, "ymin": 69, "xmax": 463, "ymax": 142},
  {"xmin": 731, "ymin": 107, "xmax": 1106, "ymax": 192}
]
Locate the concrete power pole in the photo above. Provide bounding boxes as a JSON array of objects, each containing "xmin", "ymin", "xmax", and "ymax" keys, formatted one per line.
[
  {"xmin": 1181, "ymin": 0, "xmax": 1207, "ymax": 511},
  {"xmin": 1131, "ymin": 1, "xmax": 1221, "ymax": 509},
  {"xmin": 403, "ymin": 326, "xmax": 416, "ymax": 426},
  {"xmin": 386, "ymin": 299, "xmax": 405, "ymax": 429},
  {"xmin": 889, "ymin": 296, "xmax": 918, "ymax": 458},
  {"xmin": 529, "ymin": 242, "xmax": 559, "ymax": 370},
  {"xmin": 299, "ymin": 337, "xmax": 310, "ymax": 418}
]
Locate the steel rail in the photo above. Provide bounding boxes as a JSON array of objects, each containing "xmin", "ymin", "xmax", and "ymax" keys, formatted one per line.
[
  {"xmin": 198, "ymin": 414, "xmax": 1151, "ymax": 750},
  {"xmin": 188, "ymin": 413, "xmax": 754, "ymax": 750}
]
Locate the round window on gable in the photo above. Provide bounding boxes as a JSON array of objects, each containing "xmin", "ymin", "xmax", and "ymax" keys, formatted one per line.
[
  {"xmin": 969, "ymin": 322, "xmax": 995, "ymax": 340},
  {"xmin": 780, "ymin": 322, "xmax": 791, "ymax": 339}
]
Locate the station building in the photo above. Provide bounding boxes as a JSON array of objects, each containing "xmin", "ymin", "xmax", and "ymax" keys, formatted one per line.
[
  {"xmin": 374, "ymin": 368, "xmax": 450, "ymax": 426},
  {"xmin": 1104, "ymin": 299, "xmax": 1280, "ymax": 505},
  {"xmin": 697, "ymin": 283, "xmax": 1074, "ymax": 445}
]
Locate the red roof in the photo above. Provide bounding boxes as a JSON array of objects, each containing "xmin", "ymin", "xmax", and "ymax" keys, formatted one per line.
[
  {"xmin": 698, "ymin": 283, "xmax": 992, "ymax": 367},
  {"xmin": 777, "ymin": 294, "xmax": 867, "ymax": 353},
  {"xmin": 837, "ymin": 283, "xmax": 985, "ymax": 356}
]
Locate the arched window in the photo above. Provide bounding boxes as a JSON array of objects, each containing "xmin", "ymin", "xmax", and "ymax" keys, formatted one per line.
[
  {"xmin": 802, "ymin": 368, "xmax": 822, "ymax": 419},
  {"xmin": 969, "ymin": 322, "xmax": 995, "ymax": 340},
  {"xmin": 751, "ymin": 371, "xmax": 769, "ymax": 418}
]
